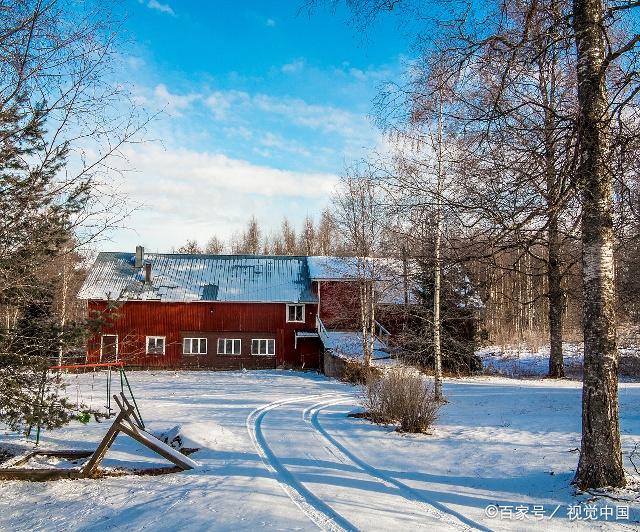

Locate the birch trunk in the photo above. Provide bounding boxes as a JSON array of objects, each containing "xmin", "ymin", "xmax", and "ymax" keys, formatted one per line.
[
  {"xmin": 573, "ymin": 0, "xmax": 625, "ymax": 489},
  {"xmin": 369, "ymin": 280, "xmax": 376, "ymax": 368},
  {"xmin": 360, "ymin": 279, "xmax": 371, "ymax": 368},
  {"xmin": 433, "ymin": 89, "xmax": 444, "ymax": 401},
  {"xmin": 433, "ymin": 207, "xmax": 442, "ymax": 400}
]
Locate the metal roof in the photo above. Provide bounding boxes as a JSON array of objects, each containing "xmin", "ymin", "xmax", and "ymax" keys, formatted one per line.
[
  {"xmin": 307, "ymin": 256, "xmax": 414, "ymax": 281},
  {"xmin": 307, "ymin": 256, "xmax": 418, "ymax": 305},
  {"xmin": 78, "ymin": 253, "xmax": 317, "ymax": 303}
]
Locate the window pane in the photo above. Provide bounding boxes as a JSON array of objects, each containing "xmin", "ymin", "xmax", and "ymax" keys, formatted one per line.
[
  {"xmin": 158, "ymin": 338, "xmax": 164, "ymax": 351},
  {"xmin": 252, "ymin": 339, "xmax": 258, "ymax": 354},
  {"xmin": 200, "ymin": 339, "xmax": 207, "ymax": 354},
  {"xmin": 268, "ymin": 340, "xmax": 274, "ymax": 355},
  {"xmin": 296, "ymin": 306, "xmax": 303, "ymax": 321},
  {"xmin": 183, "ymin": 338, "xmax": 190, "ymax": 354},
  {"xmin": 218, "ymin": 338, "xmax": 224, "ymax": 353},
  {"xmin": 234, "ymin": 339, "xmax": 240, "ymax": 354}
]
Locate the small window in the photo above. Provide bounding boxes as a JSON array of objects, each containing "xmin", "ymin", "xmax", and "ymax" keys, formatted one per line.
[
  {"xmin": 217, "ymin": 338, "xmax": 241, "ymax": 355},
  {"xmin": 146, "ymin": 336, "xmax": 165, "ymax": 355},
  {"xmin": 287, "ymin": 304, "xmax": 305, "ymax": 323},
  {"xmin": 252, "ymin": 339, "xmax": 275, "ymax": 356},
  {"xmin": 183, "ymin": 338, "xmax": 207, "ymax": 355},
  {"xmin": 100, "ymin": 335, "xmax": 118, "ymax": 361}
]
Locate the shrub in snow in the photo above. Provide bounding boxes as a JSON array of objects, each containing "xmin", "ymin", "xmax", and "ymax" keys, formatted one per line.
[
  {"xmin": 341, "ymin": 359, "xmax": 383, "ymax": 384},
  {"xmin": 362, "ymin": 368, "xmax": 440, "ymax": 433}
]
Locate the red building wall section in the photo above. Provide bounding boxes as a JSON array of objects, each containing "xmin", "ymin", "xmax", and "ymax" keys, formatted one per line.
[
  {"xmin": 87, "ymin": 300, "xmax": 321, "ymax": 369},
  {"xmin": 317, "ymin": 280, "xmax": 361, "ymax": 329},
  {"xmin": 316, "ymin": 280, "xmax": 405, "ymax": 334}
]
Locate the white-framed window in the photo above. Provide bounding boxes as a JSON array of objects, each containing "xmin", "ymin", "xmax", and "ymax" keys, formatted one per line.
[
  {"xmin": 252, "ymin": 339, "xmax": 275, "ymax": 356},
  {"xmin": 217, "ymin": 338, "xmax": 241, "ymax": 355},
  {"xmin": 100, "ymin": 334, "xmax": 118, "ymax": 361},
  {"xmin": 146, "ymin": 336, "xmax": 165, "ymax": 355},
  {"xmin": 183, "ymin": 338, "xmax": 207, "ymax": 355},
  {"xmin": 286, "ymin": 304, "xmax": 305, "ymax": 323}
]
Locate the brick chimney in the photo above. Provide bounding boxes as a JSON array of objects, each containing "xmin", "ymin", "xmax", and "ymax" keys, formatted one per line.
[
  {"xmin": 135, "ymin": 245, "xmax": 144, "ymax": 268},
  {"xmin": 144, "ymin": 262, "xmax": 152, "ymax": 284}
]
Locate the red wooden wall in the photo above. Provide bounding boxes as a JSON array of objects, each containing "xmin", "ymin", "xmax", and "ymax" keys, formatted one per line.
[
  {"xmin": 87, "ymin": 300, "xmax": 321, "ymax": 369},
  {"xmin": 317, "ymin": 280, "xmax": 361, "ymax": 329},
  {"xmin": 316, "ymin": 280, "xmax": 405, "ymax": 334}
]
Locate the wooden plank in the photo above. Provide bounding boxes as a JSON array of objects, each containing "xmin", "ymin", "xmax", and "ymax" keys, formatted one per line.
[
  {"xmin": 0, "ymin": 468, "xmax": 82, "ymax": 481},
  {"xmin": 33, "ymin": 450, "xmax": 93, "ymax": 459},
  {"xmin": 81, "ymin": 398, "xmax": 135, "ymax": 478},
  {"xmin": 118, "ymin": 392, "xmax": 143, "ymax": 429},
  {"xmin": 5, "ymin": 452, "xmax": 37, "ymax": 468},
  {"xmin": 117, "ymin": 424, "xmax": 197, "ymax": 470}
]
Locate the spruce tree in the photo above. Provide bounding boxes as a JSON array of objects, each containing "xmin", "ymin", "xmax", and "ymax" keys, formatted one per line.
[{"xmin": 0, "ymin": 96, "xmax": 84, "ymax": 434}]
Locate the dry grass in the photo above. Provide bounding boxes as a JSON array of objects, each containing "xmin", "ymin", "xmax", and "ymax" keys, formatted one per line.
[{"xmin": 361, "ymin": 368, "xmax": 441, "ymax": 433}]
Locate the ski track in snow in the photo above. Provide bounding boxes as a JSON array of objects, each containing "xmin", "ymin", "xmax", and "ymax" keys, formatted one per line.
[
  {"xmin": 246, "ymin": 394, "xmax": 355, "ymax": 532},
  {"xmin": 249, "ymin": 393, "xmax": 482, "ymax": 532},
  {"xmin": 304, "ymin": 398, "xmax": 487, "ymax": 532}
]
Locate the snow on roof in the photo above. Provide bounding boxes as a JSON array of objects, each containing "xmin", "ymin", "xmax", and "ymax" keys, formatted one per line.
[
  {"xmin": 308, "ymin": 256, "xmax": 418, "ymax": 305},
  {"xmin": 78, "ymin": 253, "xmax": 318, "ymax": 303},
  {"xmin": 307, "ymin": 256, "xmax": 407, "ymax": 280}
]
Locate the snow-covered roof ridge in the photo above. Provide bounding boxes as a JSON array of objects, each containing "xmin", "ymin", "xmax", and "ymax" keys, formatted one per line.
[
  {"xmin": 307, "ymin": 256, "xmax": 417, "ymax": 281},
  {"xmin": 78, "ymin": 252, "xmax": 318, "ymax": 303}
]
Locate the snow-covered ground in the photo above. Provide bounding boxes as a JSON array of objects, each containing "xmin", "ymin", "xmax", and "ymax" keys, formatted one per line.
[
  {"xmin": 477, "ymin": 343, "xmax": 585, "ymax": 377},
  {"xmin": 1, "ymin": 370, "xmax": 639, "ymax": 530},
  {"xmin": 478, "ymin": 342, "xmax": 640, "ymax": 379}
]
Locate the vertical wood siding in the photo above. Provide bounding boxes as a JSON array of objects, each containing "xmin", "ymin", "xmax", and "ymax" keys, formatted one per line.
[
  {"xmin": 317, "ymin": 280, "xmax": 361, "ymax": 328},
  {"xmin": 87, "ymin": 300, "xmax": 321, "ymax": 369}
]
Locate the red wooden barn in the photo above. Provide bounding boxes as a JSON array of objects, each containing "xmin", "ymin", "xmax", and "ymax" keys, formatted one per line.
[{"xmin": 79, "ymin": 248, "xmax": 403, "ymax": 370}]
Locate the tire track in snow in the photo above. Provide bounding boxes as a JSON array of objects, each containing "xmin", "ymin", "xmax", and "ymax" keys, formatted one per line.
[
  {"xmin": 246, "ymin": 394, "xmax": 356, "ymax": 532},
  {"xmin": 306, "ymin": 398, "xmax": 490, "ymax": 532}
]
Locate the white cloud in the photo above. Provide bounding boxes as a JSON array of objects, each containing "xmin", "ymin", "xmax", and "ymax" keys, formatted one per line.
[
  {"xmin": 153, "ymin": 84, "xmax": 199, "ymax": 116},
  {"xmin": 282, "ymin": 59, "xmax": 305, "ymax": 74},
  {"xmin": 266, "ymin": 18, "xmax": 276, "ymax": 27},
  {"xmin": 122, "ymin": 143, "xmax": 337, "ymax": 199},
  {"xmin": 260, "ymin": 132, "xmax": 311, "ymax": 157},
  {"xmin": 204, "ymin": 90, "xmax": 249, "ymax": 120},
  {"xmin": 110, "ymin": 143, "xmax": 338, "ymax": 250},
  {"xmin": 252, "ymin": 94, "xmax": 368, "ymax": 137},
  {"xmin": 224, "ymin": 126, "xmax": 253, "ymax": 140},
  {"xmin": 145, "ymin": 0, "xmax": 175, "ymax": 16},
  {"xmin": 203, "ymin": 89, "xmax": 378, "ymax": 144},
  {"xmin": 126, "ymin": 56, "xmax": 145, "ymax": 69}
]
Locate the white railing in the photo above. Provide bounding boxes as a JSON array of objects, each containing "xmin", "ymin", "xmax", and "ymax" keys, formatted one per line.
[
  {"xmin": 316, "ymin": 315, "xmax": 331, "ymax": 347},
  {"xmin": 374, "ymin": 320, "xmax": 391, "ymax": 347}
]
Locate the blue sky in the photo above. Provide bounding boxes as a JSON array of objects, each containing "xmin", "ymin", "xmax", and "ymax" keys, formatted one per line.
[{"xmin": 102, "ymin": 0, "xmax": 409, "ymax": 252}]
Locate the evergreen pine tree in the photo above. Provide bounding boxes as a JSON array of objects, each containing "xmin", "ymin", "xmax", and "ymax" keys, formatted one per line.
[{"xmin": 0, "ymin": 96, "xmax": 85, "ymax": 433}]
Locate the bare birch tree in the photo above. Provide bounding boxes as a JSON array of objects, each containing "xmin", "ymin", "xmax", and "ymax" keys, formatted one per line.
[{"xmin": 332, "ymin": 167, "xmax": 387, "ymax": 367}]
